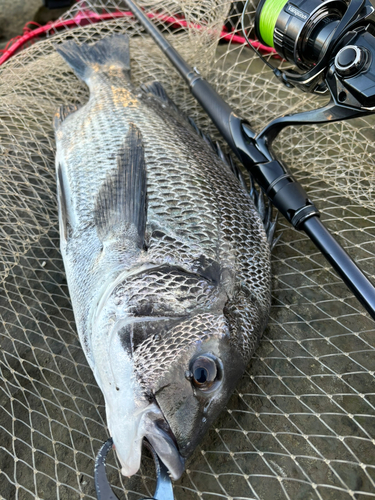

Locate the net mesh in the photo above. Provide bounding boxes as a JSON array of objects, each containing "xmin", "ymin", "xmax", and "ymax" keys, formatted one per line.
[{"xmin": 0, "ymin": 1, "xmax": 375, "ymax": 499}]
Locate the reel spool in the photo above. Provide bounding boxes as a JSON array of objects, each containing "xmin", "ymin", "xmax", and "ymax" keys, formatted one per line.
[
  {"xmin": 243, "ymin": 0, "xmax": 375, "ymax": 103},
  {"xmin": 255, "ymin": 0, "xmax": 347, "ymax": 70}
]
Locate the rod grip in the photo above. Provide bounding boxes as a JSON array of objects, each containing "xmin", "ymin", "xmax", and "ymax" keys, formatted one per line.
[
  {"xmin": 253, "ymin": 159, "xmax": 319, "ymax": 228},
  {"xmin": 190, "ymin": 78, "xmax": 235, "ymax": 149}
]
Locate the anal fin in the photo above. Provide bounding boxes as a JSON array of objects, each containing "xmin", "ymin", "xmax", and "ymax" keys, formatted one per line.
[{"xmin": 94, "ymin": 123, "xmax": 147, "ymax": 248}]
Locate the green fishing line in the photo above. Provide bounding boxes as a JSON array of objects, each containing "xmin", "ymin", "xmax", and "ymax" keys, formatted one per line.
[{"xmin": 258, "ymin": 0, "xmax": 289, "ymax": 47}]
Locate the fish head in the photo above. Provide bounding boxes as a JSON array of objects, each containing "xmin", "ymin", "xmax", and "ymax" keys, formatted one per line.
[
  {"xmin": 91, "ymin": 290, "xmax": 186, "ymax": 481},
  {"xmin": 92, "ymin": 286, "xmax": 247, "ymax": 480},
  {"xmin": 134, "ymin": 312, "xmax": 247, "ymax": 461}
]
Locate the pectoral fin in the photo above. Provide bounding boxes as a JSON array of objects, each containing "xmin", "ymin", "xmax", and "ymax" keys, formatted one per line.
[{"xmin": 94, "ymin": 123, "xmax": 147, "ymax": 248}]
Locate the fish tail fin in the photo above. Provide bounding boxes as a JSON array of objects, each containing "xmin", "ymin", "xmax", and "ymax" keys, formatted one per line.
[{"xmin": 55, "ymin": 34, "xmax": 131, "ymax": 84}]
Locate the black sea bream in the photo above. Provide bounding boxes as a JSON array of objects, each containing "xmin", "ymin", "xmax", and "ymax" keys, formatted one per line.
[{"xmin": 53, "ymin": 34, "xmax": 272, "ymax": 480}]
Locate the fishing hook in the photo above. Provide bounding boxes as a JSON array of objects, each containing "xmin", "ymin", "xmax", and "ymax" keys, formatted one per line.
[{"xmin": 95, "ymin": 438, "xmax": 175, "ymax": 500}]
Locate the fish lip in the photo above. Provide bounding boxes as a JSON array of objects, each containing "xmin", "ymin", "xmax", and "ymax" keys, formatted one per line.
[
  {"xmin": 148, "ymin": 407, "xmax": 178, "ymax": 446},
  {"xmin": 108, "ymin": 399, "xmax": 184, "ymax": 480},
  {"xmin": 143, "ymin": 400, "xmax": 185, "ymax": 480}
]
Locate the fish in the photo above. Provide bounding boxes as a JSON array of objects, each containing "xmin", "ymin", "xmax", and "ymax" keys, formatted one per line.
[{"xmin": 53, "ymin": 34, "xmax": 273, "ymax": 481}]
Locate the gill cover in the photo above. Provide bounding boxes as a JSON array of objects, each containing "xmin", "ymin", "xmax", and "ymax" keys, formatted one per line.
[{"xmin": 134, "ymin": 313, "xmax": 247, "ymax": 458}]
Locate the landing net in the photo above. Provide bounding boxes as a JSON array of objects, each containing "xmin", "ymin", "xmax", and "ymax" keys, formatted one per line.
[{"xmin": 0, "ymin": 1, "xmax": 374, "ymax": 499}]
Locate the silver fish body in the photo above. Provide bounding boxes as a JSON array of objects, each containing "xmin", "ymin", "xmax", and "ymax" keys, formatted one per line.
[{"xmin": 54, "ymin": 35, "xmax": 271, "ymax": 480}]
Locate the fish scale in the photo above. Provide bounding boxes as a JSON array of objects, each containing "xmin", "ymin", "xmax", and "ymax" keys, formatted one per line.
[{"xmin": 54, "ymin": 34, "xmax": 272, "ymax": 480}]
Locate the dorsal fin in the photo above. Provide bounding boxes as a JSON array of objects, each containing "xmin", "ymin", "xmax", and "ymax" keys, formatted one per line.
[
  {"xmin": 140, "ymin": 81, "xmax": 181, "ymax": 115},
  {"xmin": 140, "ymin": 81, "xmax": 279, "ymax": 249},
  {"xmin": 94, "ymin": 123, "xmax": 147, "ymax": 247},
  {"xmin": 186, "ymin": 118, "xmax": 280, "ymax": 249}
]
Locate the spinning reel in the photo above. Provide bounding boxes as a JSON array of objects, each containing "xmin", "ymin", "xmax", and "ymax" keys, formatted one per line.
[{"xmin": 248, "ymin": 0, "xmax": 375, "ymax": 110}]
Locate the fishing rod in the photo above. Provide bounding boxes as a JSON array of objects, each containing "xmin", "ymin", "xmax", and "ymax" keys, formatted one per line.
[{"xmin": 122, "ymin": 0, "xmax": 375, "ymax": 321}]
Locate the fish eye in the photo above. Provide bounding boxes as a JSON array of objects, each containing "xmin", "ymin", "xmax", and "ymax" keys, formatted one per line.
[{"xmin": 190, "ymin": 355, "xmax": 220, "ymax": 391}]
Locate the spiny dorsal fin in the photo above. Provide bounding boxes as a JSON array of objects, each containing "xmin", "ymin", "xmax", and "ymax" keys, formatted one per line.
[
  {"xmin": 140, "ymin": 81, "xmax": 182, "ymax": 115},
  {"xmin": 94, "ymin": 123, "xmax": 147, "ymax": 247},
  {"xmin": 186, "ymin": 117, "xmax": 280, "ymax": 249},
  {"xmin": 139, "ymin": 83, "xmax": 280, "ymax": 250}
]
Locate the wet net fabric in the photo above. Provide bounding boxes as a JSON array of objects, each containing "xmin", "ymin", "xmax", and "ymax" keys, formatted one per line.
[{"xmin": 0, "ymin": 1, "xmax": 374, "ymax": 499}]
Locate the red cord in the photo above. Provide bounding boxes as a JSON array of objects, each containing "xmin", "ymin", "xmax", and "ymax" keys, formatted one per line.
[{"xmin": 0, "ymin": 9, "xmax": 277, "ymax": 66}]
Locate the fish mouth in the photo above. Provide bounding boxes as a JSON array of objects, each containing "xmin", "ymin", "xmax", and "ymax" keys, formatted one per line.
[
  {"xmin": 109, "ymin": 401, "xmax": 185, "ymax": 481},
  {"xmin": 143, "ymin": 407, "xmax": 185, "ymax": 480}
]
